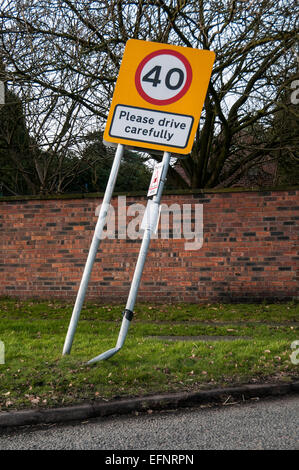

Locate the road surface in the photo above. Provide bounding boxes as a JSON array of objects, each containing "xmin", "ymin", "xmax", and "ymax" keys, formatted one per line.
[{"xmin": 0, "ymin": 395, "xmax": 298, "ymax": 450}]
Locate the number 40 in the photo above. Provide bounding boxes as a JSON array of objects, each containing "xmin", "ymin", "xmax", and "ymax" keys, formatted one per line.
[{"xmin": 142, "ymin": 66, "xmax": 185, "ymax": 90}]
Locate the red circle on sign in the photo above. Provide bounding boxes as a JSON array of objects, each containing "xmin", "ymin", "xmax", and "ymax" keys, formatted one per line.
[{"xmin": 135, "ymin": 49, "xmax": 192, "ymax": 106}]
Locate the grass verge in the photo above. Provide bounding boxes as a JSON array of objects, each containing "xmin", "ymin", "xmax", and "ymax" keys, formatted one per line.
[{"xmin": 0, "ymin": 298, "xmax": 298, "ymax": 411}]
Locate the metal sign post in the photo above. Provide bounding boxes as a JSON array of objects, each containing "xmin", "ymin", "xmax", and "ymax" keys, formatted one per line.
[
  {"xmin": 87, "ymin": 151, "xmax": 171, "ymax": 364},
  {"xmin": 62, "ymin": 143, "xmax": 124, "ymax": 355}
]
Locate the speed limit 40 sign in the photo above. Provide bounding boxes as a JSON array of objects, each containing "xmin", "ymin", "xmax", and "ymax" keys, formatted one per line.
[
  {"xmin": 135, "ymin": 49, "xmax": 192, "ymax": 106},
  {"xmin": 104, "ymin": 40, "xmax": 215, "ymax": 154}
]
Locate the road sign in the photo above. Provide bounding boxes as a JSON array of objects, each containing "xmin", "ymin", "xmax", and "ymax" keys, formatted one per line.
[
  {"xmin": 147, "ymin": 161, "xmax": 163, "ymax": 197},
  {"xmin": 104, "ymin": 39, "xmax": 215, "ymax": 154},
  {"xmin": 135, "ymin": 49, "xmax": 192, "ymax": 105}
]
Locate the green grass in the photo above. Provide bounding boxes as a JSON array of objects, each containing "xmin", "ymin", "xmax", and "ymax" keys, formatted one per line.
[{"xmin": 0, "ymin": 299, "xmax": 298, "ymax": 411}]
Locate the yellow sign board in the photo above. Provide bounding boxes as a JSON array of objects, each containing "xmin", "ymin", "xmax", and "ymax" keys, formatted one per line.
[{"xmin": 104, "ymin": 40, "xmax": 215, "ymax": 154}]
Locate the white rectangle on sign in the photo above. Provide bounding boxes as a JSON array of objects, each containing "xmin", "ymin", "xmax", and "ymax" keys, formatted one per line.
[
  {"xmin": 109, "ymin": 104, "xmax": 194, "ymax": 149},
  {"xmin": 148, "ymin": 162, "xmax": 163, "ymax": 197}
]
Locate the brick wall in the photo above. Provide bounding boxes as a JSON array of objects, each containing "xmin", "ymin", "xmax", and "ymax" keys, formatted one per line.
[{"xmin": 0, "ymin": 189, "xmax": 298, "ymax": 303}]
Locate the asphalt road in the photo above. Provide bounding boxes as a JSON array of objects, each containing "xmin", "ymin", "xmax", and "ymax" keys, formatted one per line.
[{"xmin": 0, "ymin": 395, "xmax": 298, "ymax": 450}]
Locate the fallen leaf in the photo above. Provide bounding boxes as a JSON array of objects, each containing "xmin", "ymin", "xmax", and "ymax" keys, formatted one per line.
[{"xmin": 30, "ymin": 397, "xmax": 40, "ymax": 404}]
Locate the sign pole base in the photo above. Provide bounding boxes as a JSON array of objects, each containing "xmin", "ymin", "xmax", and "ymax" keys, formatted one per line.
[
  {"xmin": 87, "ymin": 151, "xmax": 171, "ymax": 364},
  {"xmin": 62, "ymin": 144, "xmax": 124, "ymax": 356}
]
